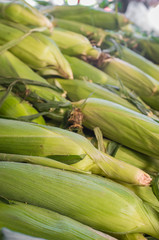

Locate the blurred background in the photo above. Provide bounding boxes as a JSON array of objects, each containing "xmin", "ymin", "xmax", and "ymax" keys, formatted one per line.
[{"xmin": 26, "ymin": 0, "xmax": 159, "ymax": 35}]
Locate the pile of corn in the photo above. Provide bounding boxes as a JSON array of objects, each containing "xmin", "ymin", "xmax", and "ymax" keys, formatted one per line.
[{"xmin": 0, "ymin": 1, "xmax": 159, "ymax": 240}]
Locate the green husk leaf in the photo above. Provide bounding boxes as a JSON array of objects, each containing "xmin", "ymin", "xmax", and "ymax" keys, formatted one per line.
[
  {"xmin": 77, "ymin": 98, "xmax": 159, "ymax": 158},
  {"xmin": 94, "ymin": 127, "xmax": 105, "ymax": 153},
  {"xmin": 152, "ymin": 175, "xmax": 159, "ymax": 201},
  {"xmin": 106, "ymin": 141, "xmax": 120, "ymax": 157},
  {"xmin": 0, "ymin": 162, "xmax": 158, "ymax": 237},
  {"xmin": 49, "ymin": 5, "xmax": 129, "ymax": 30},
  {"xmin": 0, "ymin": 153, "xmax": 89, "ymax": 174},
  {"xmin": 0, "ymin": 118, "xmax": 152, "ymax": 185},
  {"xmin": 0, "ymin": 76, "xmax": 62, "ymax": 92}
]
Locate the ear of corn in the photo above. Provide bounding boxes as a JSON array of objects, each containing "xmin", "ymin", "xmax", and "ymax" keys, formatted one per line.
[
  {"xmin": 53, "ymin": 18, "xmax": 107, "ymax": 47},
  {"xmin": 0, "ymin": 86, "xmax": 45, "ymax": 124},
  {"xmin": 90, "ymin": 137, "xmax": 159, "ymax": 174},
  {"xmin": 76, "ymin": 98, "xmax": 159, "ymax": 158},
  {"xmin": 0, "ymin": 199, "xmax": 110, "ymax": 240},
  {"xmin": 0, "ymin": 118, "xmax": 152, "ymax": 185},
  {"xmin": 56, "ymin": 78, "xmax": 140, "ymax": 112},
  {"xmin": 0, "ymin": 21, "xmax": 53, "ymax": 69},
  {"xmin": 29, "ymin": 32, "xmax": 73, "ymax": 79},
  {"xmin": 100, "ymin": 56, "xmax": 159, "ymax": 110},
  {"xmin": 118, "ymin": 46, "xmax": 159, "ymax": 82},
  {"xmin": 0, "ymin": 162, "xmax": 158, "ymax": 237},
  {"xmin": 49, "ymin": 5, "xmax": 129, "ymax": 30},
  {"xmin": 0, "ymin": 21, "xmax": 73, "ymax": 79},
  {"xmin": 0, "ymin": 2, "xmax": 52, "ymax": 29},
  {"xmin": 64, "ymin": 55, "xmax": 116, "ymax": 85},
  {"xmin": 50, "ymin": 28, "xmax": 100, "ymax": 60}
]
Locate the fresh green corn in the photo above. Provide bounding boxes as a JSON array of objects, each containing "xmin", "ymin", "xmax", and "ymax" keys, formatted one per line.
[
  {"xmin": 64, "ymin": 55, "xmax": 117, "ymax": 85},
  {"xmin": 0, "ymin": 21, "xmax": 73, "ymax": 79},
  {"xmin": 0, "ymin": 199, "xmax": 111, "ymax": 240},
  {"xmin": 101, "ymin": 56, "xmax": 159, "ymax": 110},
  {"xmin": 50, "ymin": 28, "xmax": 100, "ymax": 60},
  {"xmin": 76, "ymin": 98, "xmax": 159, "ymax": 158},
  {"xmin": 0, "ymin": 86, "xmax": 45, "ymax": 124},
  {"xmin": 0, "ymin": 162, "xmax": 158, "ymax": 237},
  {"xmin": 52, "ymin": 19, "xmax": 128, "ymax": 51},
  {"xmin": 117, "ymin": 46, "xmax": 159, "ymax": 82},
  {"xmin": 32, "ymin": 32, "xmax": 73, "ymax": 78},
  {"xmin": 49, "ymin": 5, "xmax": 129, "ymax": 30},
  {"xmin": 0, "ymin": 228, "xmax": 45, "ymax": 240},
  {"xmin": 4, "ymin": 128, "xmax": 157, "ymax": 174},
  {"xmin": 0, "ymin": 118, "xmax": 152, "ymax": 185},
  {"xmin": 53, "ymin": 18, "xmax": 107, "ymax": 47},
  {"xmin": 56, "ymin": 78, "xmax": 140, "ymax": 112},
  {"xmin": 0, "ymin": 2, "xmax": 52, "ymax": 29},
  {"xmin": 91, "ymin": 137, "xmax": 159, "ymax": 174}
]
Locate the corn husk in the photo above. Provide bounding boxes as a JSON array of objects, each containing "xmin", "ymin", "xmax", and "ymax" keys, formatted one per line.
[
  {"xmin": 64, "ymin": 55, "xmax": 118, "ymax": 85},
  {"xmin": 122, "ymin": 184, "xmax": 159, "ymax": 213},
  {"xmin": 50, "ymin": 27, "xmax": 100, "ymax": 60},
  {"xmin": 100, "ymin": 56, "xmax": 159, "ymax": 110},
  {"xmin": 32, "ymin": 32, "xmax": 73, "ymax": 78},
  {"xmin": 0, "ymin": 20, "xmax": 73, "ymax": 79},
  {"xmin": 152, "ymin": 175, "xmax": 159, "ymax": 202},
  {"xmin": 56, "ymin": 78, "xmax": 140, "ymax": 112},
  {"xmin": 0, "ymin": 153, "xmax": 88, "ymax": 174},
  {"xmin": 0, "ymin": 86, "xmax": 45, "ymax": 124},
  {"xmin": 64, "ymin": 55, "xmax": 156, "ymax": 116},
  {"xmin": 76, "ymin": 98, "xmax": 159, "ymax": 158},
  {"xmin": 52, "ymin": 19, "xmax": 127, "ymax": 51},
  {"xmin": 118, "ymin": 46, "xmax": 159, "ymax": 82},
  {"xmin": 48, "ymin": 5, "xmax": 129, "ymax": 30},
  {"xmin": 0, "ymin": 118, "xmax": 152, "ymax": 185},
  {"xmin": 90, "ymin": 137, "xmax": 159, "ymax": 174},
  {"xmin": 0, "ymin": 2, "xmax": 52, "ymax": 29},
  {"xmin": 53, "ymin": 18, "xmax": 107, "ymax": 47},
  {"xmin": 0, "ymin": 162, "xmax": 158, "ymax": 237},
  {"xmin": 0, "ymin": 199, "xmax": 110, "ymax": 240}
]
